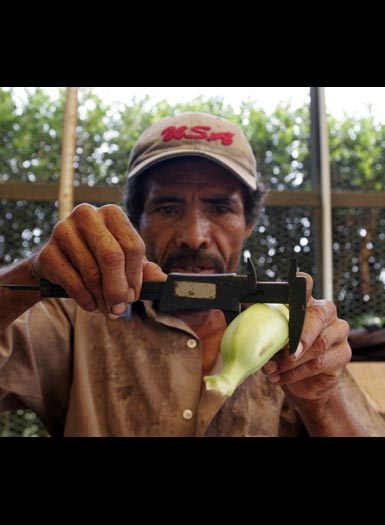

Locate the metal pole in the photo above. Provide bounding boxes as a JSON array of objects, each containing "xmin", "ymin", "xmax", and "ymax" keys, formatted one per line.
[
  {"xmin": 310, "ymin": 87, "xmax": 323, "ymax": 299},
  {"xmin": 58, "ymin": 87, "xmax": 78, "ymax": 220},
  {"xmin": 310, "ymin": 87, "xmax": 333, "ymax": 300},
  {"xmin": 318, "ymin": 87, "xmax": 333, "ymax": 300}
]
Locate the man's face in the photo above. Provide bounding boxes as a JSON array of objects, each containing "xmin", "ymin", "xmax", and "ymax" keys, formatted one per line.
[{"xmin": 138, "ymin": 158, "xmax": 255, "ymax": 274}]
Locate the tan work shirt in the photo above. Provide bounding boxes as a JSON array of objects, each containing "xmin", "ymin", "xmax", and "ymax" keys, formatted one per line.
[{"xmin": 0, "ymin": 298, "xmax": 306, "ymax": 437}]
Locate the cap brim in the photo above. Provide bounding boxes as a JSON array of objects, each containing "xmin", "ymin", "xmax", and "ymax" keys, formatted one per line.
[{"xmin": 128, "ymin": 148, "xmax": 257, "ymax": 190}]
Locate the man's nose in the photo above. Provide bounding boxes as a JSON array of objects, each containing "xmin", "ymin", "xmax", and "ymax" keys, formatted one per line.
[{"xmin": 175, "ymin": 211, "xmax": 211, "ymax": 251}]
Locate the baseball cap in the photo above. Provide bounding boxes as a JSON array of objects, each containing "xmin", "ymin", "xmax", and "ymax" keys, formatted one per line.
[{"xmin": 127, "ymin": 112, "xmax": 258, "ymax": 190}]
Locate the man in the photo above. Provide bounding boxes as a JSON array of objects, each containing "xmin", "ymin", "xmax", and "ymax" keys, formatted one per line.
[{"xmin": 1, "ymin": 112, "xmax": 384, "ymax": 436}]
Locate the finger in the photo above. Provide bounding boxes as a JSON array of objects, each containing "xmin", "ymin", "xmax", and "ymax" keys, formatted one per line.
[
  {"xmin": 102, "ymin": 206, "xmax": 145, "ymax": 302},
  {"xmin": 261, "ymin": 344, "xmax": 287, "ymax": 375},
  {"xmin": 299, "ymin": 299, "xmax": 338, "ymax": 352},
  {"xmin": 36, "ymin": 241, "xmax": 99, "ymax": 313},
  {"xmin": 267, "ymin": 340, "xmax": 351, "ymax": 386},
  {"xmin": 297, "ymin": 272, "xmax": 314, "ymax": 305},
  {"xmin": 73, "ymin": 205, "xmax": 132, "ymax": 312},
  {"xmin": 142, "ymin": 261, "xmax": 167, "ymax": 282},
  {"xmin": 281, "ymin": 375, "xmax": 340, "ymax": 400},
  {"xmin": 265, "ymin": 318, "xmax": 350, "ymax": 375},
  {"xmin": 278, "ymin": 298, "xmax": 338, "ymax": 364},
  {"xmin": 51, "ymin": 219, "xmax": 108, "ymax": 314}
]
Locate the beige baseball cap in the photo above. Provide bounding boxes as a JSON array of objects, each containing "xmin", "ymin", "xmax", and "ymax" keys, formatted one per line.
[{"xmin": 127, "ymin": 112, "xmax": 257, "ymax": 190}]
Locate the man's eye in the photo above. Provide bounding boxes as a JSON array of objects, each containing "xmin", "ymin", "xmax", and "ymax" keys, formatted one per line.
[
  {"xmin": 156, "ymin": 206, "xmax": 178, "ymax": 215},
  {"xmin": 213, "ymin": 205, "xmax": 231, "ymax": 214}
]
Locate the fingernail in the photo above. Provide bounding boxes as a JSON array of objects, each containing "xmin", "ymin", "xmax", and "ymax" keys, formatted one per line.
[
  {"xmin": 292, "ymin": 342, "xmax": 304, "ymax": 360},
  {"xmin": 267, "ymin": 374, "xmax": 280, "ymax": 384},
  {"xmin": 108, "ymin": 313, "xmax": 120, "ymax": 320},
  {"xmin": 93, "ymin": 309, "xmax": 101, "ymax": 314},
  {"xmin": 127, "ymin": 288, "xmax": 136, "ymax": 303},
  {"xmin": 263, "ymin": 361, "xmax": 278, "ymax": 375},
  {"xmin": 111, "ymin": 302, "xmax": 126, "ymax": 315}
]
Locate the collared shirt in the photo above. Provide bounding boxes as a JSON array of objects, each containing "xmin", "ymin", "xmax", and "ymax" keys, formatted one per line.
[{"xmin": 0, "ymin": 298, "xmax": 306, "ymax": 437}]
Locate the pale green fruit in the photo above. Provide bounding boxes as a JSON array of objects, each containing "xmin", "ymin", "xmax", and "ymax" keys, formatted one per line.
[{"xmin": 204, "ymin": 303, "xmax": 289, "ymax": 397}]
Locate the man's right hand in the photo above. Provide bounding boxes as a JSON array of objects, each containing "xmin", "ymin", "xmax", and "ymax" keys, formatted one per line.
[{"xmin": 29, "ymin": 203, "xmax": 164, "ymax": 319}]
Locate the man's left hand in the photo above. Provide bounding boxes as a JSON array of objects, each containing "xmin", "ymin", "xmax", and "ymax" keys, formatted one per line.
[{"xmin": 262, "ymin": 272, "xmax": 351, "ymax": 401}]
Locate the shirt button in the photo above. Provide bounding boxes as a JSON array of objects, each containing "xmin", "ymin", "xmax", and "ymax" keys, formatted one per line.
[
  {"xmin": 187, "ymin": 338, "xmax": 197, "ymax": 349},
  {"xmin": 182, "ymin": 409, "xmax": 193, "ymax": 420}
]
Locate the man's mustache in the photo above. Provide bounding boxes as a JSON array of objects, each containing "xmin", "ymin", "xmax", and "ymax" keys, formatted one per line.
[{"xmin": 161, "ymin": 250, "xmax": 225, "ymax": 274}]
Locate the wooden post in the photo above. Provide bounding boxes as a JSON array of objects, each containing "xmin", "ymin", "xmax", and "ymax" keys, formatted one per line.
[
  {"xmin": 58, "ymin": 87, "xmax": 78, "ymax": 220},
  {"xmin": 310, "ymin": 87, "xmax": 333, "ymax": 300}
]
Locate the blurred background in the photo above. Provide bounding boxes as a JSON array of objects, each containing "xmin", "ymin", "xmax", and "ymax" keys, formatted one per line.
[{"xmin": 1, "ymin": 86, "xmax": 385, "ymax": 435}]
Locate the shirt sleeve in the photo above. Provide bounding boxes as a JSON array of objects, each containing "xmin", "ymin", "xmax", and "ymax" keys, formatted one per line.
[{"xmin": 0, "ymin": 298, "xmax": 76, "ymax": 434}]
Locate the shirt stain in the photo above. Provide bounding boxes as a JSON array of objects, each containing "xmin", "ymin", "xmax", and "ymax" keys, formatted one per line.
[{"xmin": 116, "ymin": 386, "xmax": 133, "ymax": 400}]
